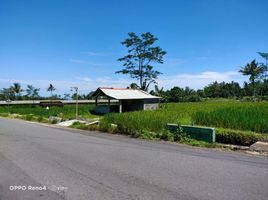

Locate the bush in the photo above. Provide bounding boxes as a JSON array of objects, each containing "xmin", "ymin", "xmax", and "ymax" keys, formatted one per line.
[
  {"xmin": 37, "ymin": 116, "xmax": 44, "ymax": 122},
  {"xmin": 99, "ymin": 121, "xmax": 113, "ymax": 132},
  {"xmin": 187, "ymin": 95, "xmax": 201, "ymax": 102},
  {"xmin": 216, "ymin": 128, "xmax": 263, "ymax": 146},
  {"xmin": 141, "ymin": 130, "xmax": 158, "ymax": 140},
  {"xmin": 25, "ymin": 114, "xmax": 34, "ymax": 121},
  {"xmin": 159, "ymin": 130, "xmax": 175, "ymax": 141},
  {"xmin": 0, "ymin": 113, "xmax": 9, "ymax": 117},
  {"xmin": 51, "ymin": 119, "xmax": 59, "ymax": 124},
  {"xmin": 140, "ymin": 129, "xmax": 180, "ymax": 142},
  {"xmin": 71, "ymin": 122, "xmax": 99, "ymax": 131}
]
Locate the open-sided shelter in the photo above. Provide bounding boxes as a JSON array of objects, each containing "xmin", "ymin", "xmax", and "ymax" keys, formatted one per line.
[{"xmin": 91, "ymin": 87, "xmax": 161, "ymax": 114}]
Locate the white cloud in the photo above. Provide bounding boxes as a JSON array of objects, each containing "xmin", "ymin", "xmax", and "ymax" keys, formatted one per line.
[
  {"xmin": 158, "ymin": 71, "xmax": 246, "ymax": 90},
  {"xmin": 0, "ymin": 71, "xmax": 246, "ymax": 96},
  {"xmin": 83, "ymin": 51, "xmax": 106, "ymax": 56}
]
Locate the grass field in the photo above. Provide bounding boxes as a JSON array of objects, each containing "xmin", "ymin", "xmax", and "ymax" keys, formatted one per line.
[
  {"xmin": 1, "ymin": 101, "xmax": 267, "ymax": 145},
  {"xmin": 102, "ymin": 101, "xmax": 268, "ymax": 134},
  {"xmin": 0, "ymin": 104, "xmax": 97, "ymax": 119},
  {"xmin": 1, "ymin": 101, "xmax": 267, "ymax": 133}
]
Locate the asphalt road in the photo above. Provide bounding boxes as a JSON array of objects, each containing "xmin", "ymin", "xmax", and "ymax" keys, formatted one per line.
[{"xmin": 0, "ymin": 118, "xmax": 267, "ymax": 200}]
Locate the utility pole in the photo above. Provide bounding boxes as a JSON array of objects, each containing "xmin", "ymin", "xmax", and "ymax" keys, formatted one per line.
[
  {"xmin": 4, "ymin": 89, "xmax": 12, "ymax": 114},
  {"xmin": 71, "ymin": 87, "xmax": 79, "ymax": 120}
]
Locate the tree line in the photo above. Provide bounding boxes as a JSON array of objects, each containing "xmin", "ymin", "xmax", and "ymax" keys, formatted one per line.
[
  {"xmin": 0, "ymin": 83, "xmax": 92, "ymax": 101},
  {"xmin": 1, "ymin": 77, "xmax": 268, "ymax": 102},
  {"xmin": 149, "ymin": 80, "xmax": 268, "ymax": 102}
]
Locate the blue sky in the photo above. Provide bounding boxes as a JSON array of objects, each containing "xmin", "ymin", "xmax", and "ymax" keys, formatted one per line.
[{"xmin": 0, "ymin": 0, "xmax": 268, "ymax": 95}]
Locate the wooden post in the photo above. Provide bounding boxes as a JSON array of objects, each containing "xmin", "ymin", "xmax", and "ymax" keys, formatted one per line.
[
  {"xmin": 119, "ymin": 100, "xmax": 122, "ymax": 113},
  {"xmin": 95, "ymin": 96, "xmax": 98, "ymax": 107}
]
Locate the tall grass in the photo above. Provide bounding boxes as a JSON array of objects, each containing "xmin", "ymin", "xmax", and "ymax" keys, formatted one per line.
[
  {"xmin": 0, "ymin": 104, "xmax": 97, "ymax": 119},
  {"xmin": 1, "ymin": 101, "xmax": 268, "ymax": 135},
  {"xmin": 102, "ymin": 101, "xmax": 268, "ymax": 134},
  {"xmin": 192, "ymin": 103, "xmax": 268, "ymax": 133}
]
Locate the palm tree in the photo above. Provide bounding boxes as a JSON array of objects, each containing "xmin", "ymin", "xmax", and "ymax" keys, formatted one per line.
[
  {"xmin": 26, "ymin": 85, "xmax": 40, "ymax": 104},
  {"xmin": 47, "ymin": 84, "xmax": 56, "ymax": 99},
  {"xmin": 239, "ymin": 60, "xmax": 265, "ymax": 98},
  {"xmin": 258, "ymin": 52, "xmax": 268, "ymax": 80},
  {"xmin": 11, "ymin": 82, "xmax": 23, "ymax": 100}
]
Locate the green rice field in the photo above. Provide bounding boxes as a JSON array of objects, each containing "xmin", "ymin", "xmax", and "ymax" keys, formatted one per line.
[
  {"xmin": 0, "ymin": 104, "xmax": 97, "ymax": 119},
  {"xmin": 102, "ymin": 101, "xmax": 268, "ymax": 134},
  {"xmin": 1, "ymin": 101, "xmax": 268, "ymax": 134}
]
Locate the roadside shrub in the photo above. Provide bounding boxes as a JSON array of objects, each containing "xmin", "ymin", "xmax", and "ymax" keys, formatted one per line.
[
  {"xmin": 141, "ymin": 130, "xmax": 157, "ymax": 140},
  {"xmin": 71, "ymin": 122, "xmax": 90, "ymax": 130},
  {"xmin": 216, "ymin": 128, "xmax": 263, "ymax": 146},
  {"xmin": 37, "ymin": 116, "xmax": 44, "ymax": 122},
  {"xmin": 99, "ymin": 121, "xmax": 112, "ymax": 132},
  {"xmin": 0, "ymin": 113, "xmax": 9, "ymax": 117},
  {"xmin": 106, "ymin": 124, "xmax": 118, "ymax": 134},
  {"xmin": 159, "ymin": 130, "xmax": 175, "ymax": 141},
  {"xmin": 25, "ymin": 114, "xmax": 34, "ymax": 121},
  {"xmin": 50, "ymin": 119, "xmax": 59, "ymax": 124},
  {"xmin": 140, "ymin": 129, "xmax": 177, "ymax": 141}
]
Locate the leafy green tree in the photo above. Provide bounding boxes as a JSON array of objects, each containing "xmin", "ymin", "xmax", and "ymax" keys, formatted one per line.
[
  {"xmin": 168, "ymin": 87, "xmax": 184, "ymax": 102},
  {"xmin": 262, "ymin": 79, "xmax": 268, "ymax": 96},
  {"xmin": 128, "ymin": 83, "xmax": 139, "ymax": 89},
  {"xmin": 239, "ymin": 60, "xmax": 266, "ymax": 98},
  {"xmin": 11, "ymin": 82, "xmax": 23, "ymax": 100},
  {"xmin": 204, "ymin": 81, "xmax": 222, "ymax": 98},
  {"xmin": 196, "ymin": 89, "xmax": 205, "ymax": 98},
  {"xmin": 117, "ymin": 32, "xmax": 166, "ymax": 91},
  {"xmin": 0, "ymin": 87, "xmax": 15, "ymax": 101},
  {"xmin": 184, "ymin": 86, "xmax": 195, "ymax": 96},
  {"xmin": 258, "ymin": 52, "xmax": 268, "ymax": 79},
  {"xmin": 47, "ymin": 84, "xmax": 56, "ymax": 98},
  {"xmin": 26, "ymin": 85, "xmax": 40, "ymax": 103}
]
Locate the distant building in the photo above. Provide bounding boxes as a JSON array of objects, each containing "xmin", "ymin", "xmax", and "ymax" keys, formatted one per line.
[{"xmin": 91, "ymin": 87, "xmax": 161, "ymax": 114}]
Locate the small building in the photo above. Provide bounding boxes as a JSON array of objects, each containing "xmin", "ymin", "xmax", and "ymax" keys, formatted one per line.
[{"xmin": 91, "ymin": 87, "xmax": 161, "ymax": 114}]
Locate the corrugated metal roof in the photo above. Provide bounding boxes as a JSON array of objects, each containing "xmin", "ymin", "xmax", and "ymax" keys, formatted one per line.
[{"xmin": 93, "ymin": 87, "xmax": 161, "ymax": 100}]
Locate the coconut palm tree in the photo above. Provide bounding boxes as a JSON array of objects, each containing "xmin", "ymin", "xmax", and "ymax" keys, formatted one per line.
[
  {"xmin": 11, "ymin": 82, "xmax": 23, "ymax": 100},
  {"xmin": 258, "ymin": 52, "xmax": 268, "ymax": 80},
  {"xmin": 239, "ymin": 60, "xmax": 265, "ymax": 98},
  {"xmin": 26, "ymin": 85, "xmax": 40, "ymax": 104},
  {"xmin": 47, "ymin": 84, "xmax": 56, "ymax": 99}
]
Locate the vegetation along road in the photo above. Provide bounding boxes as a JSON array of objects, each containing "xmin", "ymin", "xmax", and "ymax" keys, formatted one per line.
[{"xmin": 0, "ymin": 118, "xmax": 267, "ymax": 200}]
